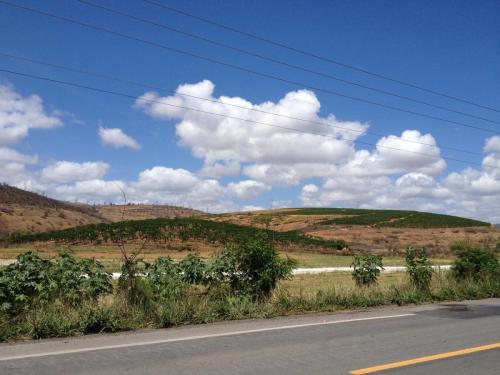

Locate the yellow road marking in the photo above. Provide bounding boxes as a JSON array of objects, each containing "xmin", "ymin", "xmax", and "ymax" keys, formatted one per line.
[{"xmin": 350, "ymin": 342, "xmax": 500, "ymax": 374}]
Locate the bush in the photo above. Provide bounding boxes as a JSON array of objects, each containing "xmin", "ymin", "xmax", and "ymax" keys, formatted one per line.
[
  {"xmin": 0, "ymin": 252, "xmax": 53, "ymax": 314},
  {"xmin": 405, "ymin": 247, "xmax": 433, "ymax": 291},
  {"xmin": 51, "ymin": 251, "xmax": 112, "ymax": 306},
  {"xmin": 145, "ymin": 257, "xmax": 188, "ymax": 301},
  {"xmin": 351, "ymin": 255, "xmax": 383, "ymax": 287},
  {"xmin": 178, "ymin": 253, "xmax": 206, "ymax": 284},
  {"xmin": 207, "ymin": 234, "xmax": 296, "ymax": 299},
  {"xmin": 452, "ymin": 247, "xmax": 499, "ymax": 281},
  {"xmin": 0, "ymin": 251, "xmax": 112, "ymax": 316}
]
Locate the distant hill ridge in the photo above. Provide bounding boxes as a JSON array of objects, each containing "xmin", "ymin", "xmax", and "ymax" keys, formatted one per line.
[
  {"xmin": 0, "ymin": 184, "xmax": 204, "ymax": 237},
  {"xmin": 0, "ymin": 184, "xmax": 103, "ymax": 219}
]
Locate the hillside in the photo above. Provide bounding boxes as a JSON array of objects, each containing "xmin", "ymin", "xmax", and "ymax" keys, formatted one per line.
[
  {"xmin": 95, "ymin": 204, "xmax": 205, "ymax": 222},
  {"xmin": 213, "ymin": 208, "xmax": 498, "ymax": 254},
  {"xmin": 0, "ymin": 184, "xmax": 106, "ymax": 237},
  {"xmin": 6, "ymin": 217, "xmax": 347, "ymax": 253},
  {"xmin": 0, "ymin": 184, "xmax": 204, "ymax": 237}
]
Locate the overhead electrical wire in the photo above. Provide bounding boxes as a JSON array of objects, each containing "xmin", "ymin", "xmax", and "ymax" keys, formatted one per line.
[
  {"xmin": 0, "ymin": 67, "xmax": 491, "ymax": 168},
  {"xmin": 0, "ymin": 51, "xmax": 483, "ymax": 157},
  {"xmin": 77, "ymin": 0, "xmax": 500, "ymax": 126},
  {"xmin": 0, "ymin": 0, "xmax": 497, "ymax": 135},
  {"xmin": 142, "ymin": 0, "xmax": 500, "ymax": 114}
]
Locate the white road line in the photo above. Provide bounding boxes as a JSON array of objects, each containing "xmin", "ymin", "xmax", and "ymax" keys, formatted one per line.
[{"xmin": 0, "ymin": 313, "xmax": 415, "ymax": 361}]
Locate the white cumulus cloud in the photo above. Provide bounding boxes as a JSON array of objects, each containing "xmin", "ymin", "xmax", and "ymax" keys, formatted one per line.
[
  {"xmin": 0, "ymin": 84, "xmax": 62, "ymax": 146},
  {"xmin": 98, "ymin": 126, "xmax": 141, "ymax": 150},
  {"xmin": 41, "ymin": 161, "xmax": 110, "ymax": 183}
]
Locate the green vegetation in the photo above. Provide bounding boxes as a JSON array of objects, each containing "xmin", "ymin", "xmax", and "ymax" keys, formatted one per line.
[
  {"xmin": 207, "ymin": 234, "xmax": 296, "ymax": 299},
  {"xmin": 405, "ymin": 247, "xmax": 433, "ymax": 291},
  {"xmin": 286, "ymin": 208, "xmax": 370, "ymax": 215},
  {"xmin": 1, "ymin": 240, "xmax": 499, "ymax": 342},
  {"xmin": 351, "ymin": 255, "xmax": 384, "ymax": 286},
  {"xmin": 6, "ymin": 217, "xmax": 347, "ymax": 250},
  {"xmin": 0, "ymin": 251, "xmax": 111, "ymax": 315},
  {"xmin": 452, "ymin": 246, "xmax": 499, "ymax": 281},
  {"xmin": 312, "ymin": 209, "xmax": 489, "ymax": 228}
]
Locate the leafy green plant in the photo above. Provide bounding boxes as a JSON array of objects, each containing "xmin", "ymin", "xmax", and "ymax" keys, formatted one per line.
[
  {"xmin": 208, "ymin": 234, "xmax": 296, "ymax": 299},
  {"xmin": 452, "ymin": 247, "xmax": 499, "ymax": 281},
  {"xmin": 178, "ymin": 253, "xmax": 206, "ymax": 284},
  {"xmin": 0, "ymin": 252, "xmax": 53, "ymax": 314},
  {"xmin": 51, "ymin": 251, "xmax": 112, "ymax": 306},
  {"xmin": 405, "ymin": 247, "xmax": 433, "ymax": 291},
  {"xmin": 351, "ymin": 255, "xmax": 384, "ymax": 287},
  {"xmin": 145, "ymin": 257, "xmax": 188, "ymax": 301},
  {"xmin": 0, "ymin": 251, "xmax": 111, "ymax": 315}
]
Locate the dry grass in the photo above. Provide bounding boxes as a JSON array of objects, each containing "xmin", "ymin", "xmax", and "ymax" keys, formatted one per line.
[{"xmin": 281, "ymin": 272, "xmax": 406, "ymax": 298}]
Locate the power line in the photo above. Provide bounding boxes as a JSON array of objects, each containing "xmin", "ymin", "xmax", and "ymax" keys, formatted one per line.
[
  {"xmin": 142, "ymin": 0, "xmax": 500, "ymax": 114},
  {"xmin": 78, "ymin": 0, "xmax": 500, "ymax": 126},
  {"xmin": 0, "ymin": 0, "xmax": 497, "ymax": 135},
  {"xmin": 0, "ymin": 67, "xmax": 489, "ymax": 168},
  {"xmin": 0, "ymin": 51, "xmax": 483, "ymax": 156}
]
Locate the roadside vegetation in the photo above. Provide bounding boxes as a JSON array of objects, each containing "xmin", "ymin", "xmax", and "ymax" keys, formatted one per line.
[{"xmin": 1, "ymin": 236, "xmax": 498, "ymax": 342}]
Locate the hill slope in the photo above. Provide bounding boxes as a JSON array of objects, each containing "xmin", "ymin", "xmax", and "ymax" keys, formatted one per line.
[
  {"xmin": 6, "ymin": 217, "xmax": 347, "ymax": 252},
  {"xmin": 213, "ymin": 208, "xmax": 497, "ymax": 254},
  {"xmin": 0, "ymin": 184, "xmax": 203, "ymax": 237}
]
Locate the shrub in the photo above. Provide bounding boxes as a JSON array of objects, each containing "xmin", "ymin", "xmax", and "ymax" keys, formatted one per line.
[
  {"xmin": 178, "ymin": 253, "xmax": 206, "ymax": 284},
  {"xmin": 452, "ymin": 247, "xmax": 499, "ymax": 281},
  {"xmin": 145, "ymin": 256, "xmax": 188, "ymax": 301},
  {"xmin": 0, "ymin": 251, "xmax": 112, "ymax": 316},
  {"xmin": 51, "ymin": 251, "xmax": 112, "ymax": 306},
  {"xmin": 405, "ymin": 247, "xmax": 433, "ymax": 291},
  {"xmin": 0, "ymin": 252, "xmax": 53, "ymax": 314},
  {"xmin": 207, "ymin": 234, "xmax": 296, "ymax": 299},
  {"xmin": 351, "ymin": 255, "xmax": 384, "ymax": 287}
]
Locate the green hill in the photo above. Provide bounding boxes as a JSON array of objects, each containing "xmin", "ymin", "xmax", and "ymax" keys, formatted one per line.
[
  {"xmin": 6, "ymin": 217, "xmax": 347, "ymax": 250},
  {"xmin": 286, "ymin": 208, "xmax": 489, "ymax": 228}
]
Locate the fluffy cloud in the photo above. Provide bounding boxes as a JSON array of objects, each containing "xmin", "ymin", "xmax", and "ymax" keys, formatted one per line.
[
  {"xmin": 136, "ymin": 81, "xmax": 449, "ymax": 189},
  {"xmin": 136, "ymin": 80, "xmax": 367, "ymax": 185},
  {"xmin": 41, "ymin": 161, "xmax": 110, "ymax": 183},
  {"xmin": 300, "ymin": 136, "xmax": 500, "ymax": 223},
  {"xmin": 0, "ymin": 147, "xmax": 38, "ymax": 185},
  {"xmin": 136, "ymin": 167, "xmax": 199, "ymax": 191},
  {"xmin": 4, "ymin": 81, "xmax": 500, "ymax": 222},
  {"xmin": 54, "ymin": 179, "xmax": 126, "ymax": 200},
  {"xmin": 98, "ymin": 126, "xmax": 141, "ymax": 150},
  {"xmin": 227, "ymin": 180, "xmax": 270, "ymax": 199},
  {"xmin": 0, "ymin": 85, "xmax": 62, "ymax": 146}
]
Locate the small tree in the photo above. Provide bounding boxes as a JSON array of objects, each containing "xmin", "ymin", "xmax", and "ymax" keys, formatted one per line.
[
  {"xmin": 452, "ymin": 247, "xmax": 499, "ymax": 281},
  {"xmin": 351, "ymin": 255, "xmax": 384, "ymax": 287},
  {"xmin": 405, "ymin": 246, "xmax": 433, "ymax": 292},
  {"xmin": 207, "ymin": 233, "xmax": 296, "ymax": 299}
]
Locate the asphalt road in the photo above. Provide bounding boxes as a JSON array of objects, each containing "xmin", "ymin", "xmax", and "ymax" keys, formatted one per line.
[{"xmin": 1, "ymin": 299, "xmax": 499, "ymax": 374}]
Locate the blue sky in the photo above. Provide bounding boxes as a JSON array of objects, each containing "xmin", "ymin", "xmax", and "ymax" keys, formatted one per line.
[{"xmin": 0, "ymin": 0, "xmax": 499, "ymax": 221}]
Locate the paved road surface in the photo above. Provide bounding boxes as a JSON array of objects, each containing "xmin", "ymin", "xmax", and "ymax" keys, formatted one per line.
[{"xmin": 1, "ymin": 299, "xmax": 499, "ymax": 374}]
